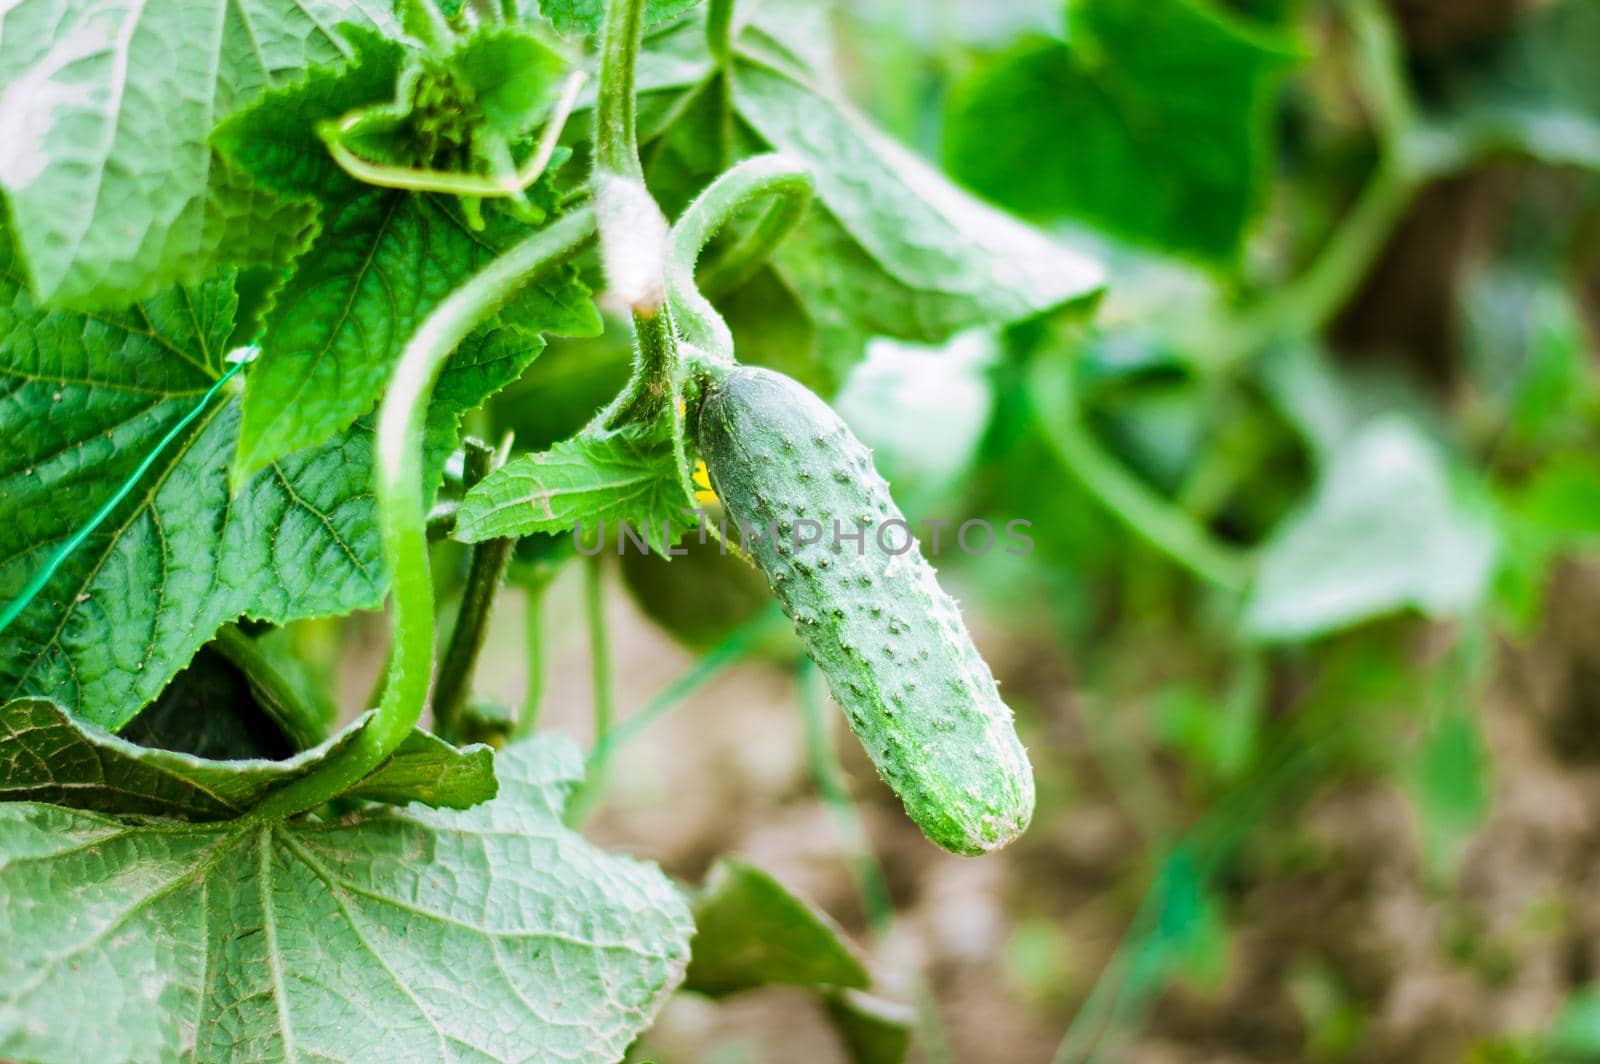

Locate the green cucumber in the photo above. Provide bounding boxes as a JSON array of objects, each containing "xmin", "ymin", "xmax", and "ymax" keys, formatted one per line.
[{"xmin": 695, "ymin": 366, "xmax": 1034, "ymax": 855}]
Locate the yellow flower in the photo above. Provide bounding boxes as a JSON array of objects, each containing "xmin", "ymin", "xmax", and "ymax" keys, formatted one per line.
[{"xmin": 692, "ymin": 459, "xmax": 719, "ymax": 506}]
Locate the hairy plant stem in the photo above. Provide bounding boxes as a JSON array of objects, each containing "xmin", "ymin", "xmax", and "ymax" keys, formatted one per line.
[
  {"xmin": 431, "ymin": 439, "xmax": 516, "ymax": 742},
  {"xmin": 563, "ymin": 554, "xmax": 617, "ymax": 825},
  {"xmin": 1209, "ymin": 159, "xmax": 1418, "ymax": 364},
  {"xmin": 690, "ymin": 161, "xmax": 814, "ymax": 300},
  {"xmin": 606, "ymin": 307, "xmax": 679, "ymax": 428},
  {"xmin": 705, "ymin": 0, "xmax": 737, "ymax": 168},
  {"xmin": 593, "ymin": 0, "xmax": 687, "ymax": 470},
  {"xmin": 595, "ymin": 0, "xmax": 648, "ymax": 180},
  {"xmin": 666, "ymin": 153, "xmax": 814, "ymax": 365},
  {"xmin": 706, "ymin": 0, "xmax": 735, "ymax": 66},
  {"xmin": 249, "ymin": 207, "xmax": 597, "ymax": 822}
]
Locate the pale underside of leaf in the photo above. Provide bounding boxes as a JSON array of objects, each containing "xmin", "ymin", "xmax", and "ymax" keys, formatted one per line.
[{"xmin": 0, "ymin": 736, "xmax": 693, "ymax": 1064}]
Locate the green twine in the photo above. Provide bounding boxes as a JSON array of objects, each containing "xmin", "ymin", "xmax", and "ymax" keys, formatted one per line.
[{"xmin": 0, "ymin": 355, "xmax": 250, "ymax": 638}]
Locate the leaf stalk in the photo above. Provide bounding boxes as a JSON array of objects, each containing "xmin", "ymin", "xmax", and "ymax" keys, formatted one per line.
[{"xmin": 431, "ymin": 437, "xmax": 518, "ymax": 741}]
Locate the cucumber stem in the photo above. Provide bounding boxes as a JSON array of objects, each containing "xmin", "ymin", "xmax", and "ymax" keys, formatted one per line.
[
  {"xmin": 705, "ymin": 0, "xmax": 737, "ymax": 168},
  {"xmin": 706, "ymin": 0, "xmax": 735, "ymax": 67},
  {"xmin": 606, "ymin": 307, "xmax": 679, "ymax": 427},
  {"xmin": 563, "ymin": 554, "xmax": 617, "ymax": 825},
  {"xmin": 1211, "ymin": 160, "xmax": 1416, "ymax": 362},
  {"xmin": 593, "ymin": 0, "xmax": 682, "ymax": 422},
  {"xmin": 665, "ymin": 153, "xmax": 813, "ymax": 365},
  {"xmin": 692, "ymin": 159, "xmax": 814, "ymax": 298},
  {"xmin": 431, "ymin": 438, "xmax": 517, "ymax": 741}
]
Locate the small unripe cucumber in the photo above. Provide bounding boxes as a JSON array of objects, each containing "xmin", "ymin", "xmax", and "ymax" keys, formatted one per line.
[{"xmin": 696, "ymin": 366, "xmax": 1034, "ymax": 855}]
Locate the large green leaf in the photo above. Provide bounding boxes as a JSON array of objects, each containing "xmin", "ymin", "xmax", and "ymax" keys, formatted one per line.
[
  {"xmin": 675, "ymin": 858, "xmax": 911, "ymax": 1063},
  {"xmin": 731, "ymin": 52, "xmax": 1103, "ymax": 379},
  {"xmin": 629, "ymin": 13, "xmax": 1101, "ymax": 385},
  {"xmin": 0, "ymin": 697, "xmax": 495, "ymax": 819},
  {"xmin": 684, "ymin": 858, "xmax": 870, "ymax": 998},
  {"xmin": 455, "ymin": 422, "xmax": 686, "ymax": 555},
  {"xmin": 0, "ymin": 239, "xmax": 542, "ymax": 731},
  {"xmin": 0, "ymin": 735, "xmax": 692, "ymax": 1063},
  {"xmin": 944, "ymin": 0, "xmax": 1300, "ymax": 264},
  {"xmin": 0, "ymin": 0, "xmax": 395, "ymax": 307},
  {"xmin": 215, "ymin": 34, "xmax": 601, "ymax": 479},
  {"xmin": 236, "ymin": 191, "xmax": 595, "ymax": 479}
]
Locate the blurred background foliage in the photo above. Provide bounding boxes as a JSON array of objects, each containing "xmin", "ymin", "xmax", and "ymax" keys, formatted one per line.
[{"xmin": 254, "ymin": 0, "xmax": 1600, "ymax": 1058}]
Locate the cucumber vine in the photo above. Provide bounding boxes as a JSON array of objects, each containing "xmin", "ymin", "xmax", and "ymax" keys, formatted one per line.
[{"xmin": 2, "ymin": 0, "xmax": 1567, "ymax": 1056}]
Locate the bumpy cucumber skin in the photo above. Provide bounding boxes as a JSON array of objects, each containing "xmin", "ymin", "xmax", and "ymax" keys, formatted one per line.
[{"xmin": 696, "ymin": 366, "xmax": 1034, "ymax": 855}]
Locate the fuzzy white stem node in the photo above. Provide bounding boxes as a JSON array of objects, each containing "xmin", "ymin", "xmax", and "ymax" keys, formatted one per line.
[{"xmin": 596, "ymin": 171, "xmax": 669, "ymax": 315}]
